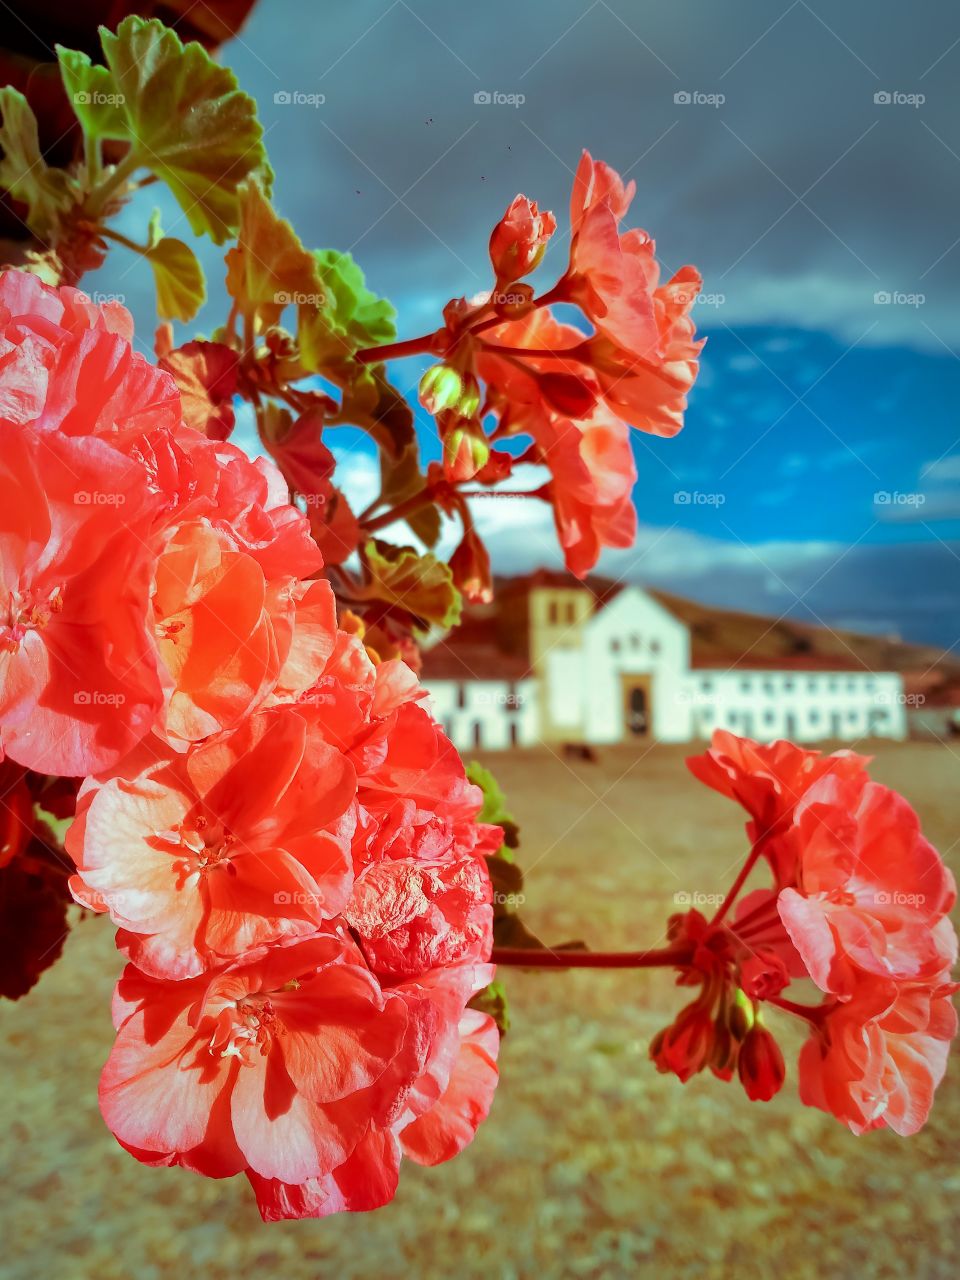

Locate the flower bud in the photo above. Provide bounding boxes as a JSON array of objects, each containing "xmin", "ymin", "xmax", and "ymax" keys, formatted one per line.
[
  {"xmin": 489, "ymin": 195, "xmax": 557, "ymax": 281},
  {"xmin": 443, "ymin": 420, "xmax": 490, "ymax": 484},
  {"xmin": 709, "ymin": 1020, "xmax": 737, "ymax": 1082},
  {"xmin": 449, "ymin": 528, "xmax": 493, "ymax": 604},
  {"xmin": 728, "ymin": 989, "xmax": 755, "ymax": 1041},
  {"xmin": 419, "ymin": 364, "xmax": 481, "ymax": 418},
  {"xmin": 737, "ymin": 1024, "xmax": 785, "ymax": 1102},
  {"xmin": 650, "ymin": 1000, "xmax": 715, "ymax": 1083},
  {"xmin": 740, "ymin": 949, "xmax": 790, "ymax": 1001}
]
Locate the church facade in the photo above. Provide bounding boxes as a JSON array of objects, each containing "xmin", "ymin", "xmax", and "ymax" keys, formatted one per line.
[{"xmin": 419, "ymin": 573, "xmax": 908, "ymax": 752}]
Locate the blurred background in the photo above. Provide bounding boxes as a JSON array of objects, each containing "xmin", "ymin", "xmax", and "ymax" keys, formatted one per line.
[{"xmin": 2, "ymin": 2, "xmax": 960, "ymax": 1277}]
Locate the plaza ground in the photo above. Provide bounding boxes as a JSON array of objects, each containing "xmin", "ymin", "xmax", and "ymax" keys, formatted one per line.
[{"xmin": 2, "ymin": 741, "xmax": 957, "ymax": 1280}]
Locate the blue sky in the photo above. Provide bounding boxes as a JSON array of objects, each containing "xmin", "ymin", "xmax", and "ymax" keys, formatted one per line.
[{"xmin": 96, "ymin": 0, "xmax": 960, "ymax": 648}]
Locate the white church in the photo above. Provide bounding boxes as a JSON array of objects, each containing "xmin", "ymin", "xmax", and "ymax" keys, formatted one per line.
[{"xmin": 420, "ymin": 571, "xmax": 908, "ymax": 751}]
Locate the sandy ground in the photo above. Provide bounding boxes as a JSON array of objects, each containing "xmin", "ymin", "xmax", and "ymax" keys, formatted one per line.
[{"xmin": 1, "ymin": 740, "xmax": 958, "ymax": 1280}]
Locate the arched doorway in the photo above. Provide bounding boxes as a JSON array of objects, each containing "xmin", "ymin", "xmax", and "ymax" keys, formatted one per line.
[{"xmin": 621, "ymin": 675, "xmax": 653, "ymax": 740}]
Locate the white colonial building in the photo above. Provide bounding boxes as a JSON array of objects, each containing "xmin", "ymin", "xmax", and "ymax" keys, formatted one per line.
[{"xmin": 420, "ymin": 571, "xmax": 908, "ymax": 751}]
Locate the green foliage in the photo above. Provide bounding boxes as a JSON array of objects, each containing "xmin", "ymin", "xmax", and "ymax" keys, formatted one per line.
[
  {"xmin": 0, "ymin": 88, "xmax": 76, "ymax": 237},
  {"xmin": 225, "ymin": 179, "xmax": 320, "ymax": 326},
  {"xmin": 298, "ymin": 250, "xmax": 396, "ymax": 381},
  {"xmin": 96, "ymin": 16, "xmax": 270, "ymax": 242},
  {"xmin": 56, "ymin": 48, "xmax": 127, "ymax": 139},
  {"xmin": 356, "ymin": 540, "xmax": 462, "ymax": 631},
  {"xmin": 146, "ymin": 211, "xmax": 206, "ymax": 322},
  {"xmin": 467, "ymin": 762, "xmax": 519, "ymax": 850},
  {"xmin": 379, "ymin": 442, "xmax": 441, "ymax": 548},
  {"xmin": 469, "ymin": 979, "xmax": 510, "ymax": 1035}
]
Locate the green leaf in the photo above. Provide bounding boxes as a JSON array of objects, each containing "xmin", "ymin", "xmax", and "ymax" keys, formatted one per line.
[
  {"xmin": 225, "ymin": 178, "xmax": 321, "ymax": 327},
  {"xmin": 493, "ymin": 912, "xmax": 545, "ymax": 950},
  {"xmin": 57, "ymin": 47, "xmax": 127, "ymax": 139},
  {"xmin": 467, "ymin": 762, "xmax": 515, "ymax": 828},
  {"xmin": 298, "ymin": 249, "xmax": 396, "ymax": 371},
  {"xmin": 145, "ymin": 220, "xmax": 206, "ymax": 321},
  {"xmin": 0, "ymin": 88, "xmax": 75, "ymax": 237},
  {"xmin": 315, "ymin": 248, "xmax": 396, "ymax": 347},
  {"xmin": 469, "ymin": 979, "xmax": 510, "ymax": 1035},
  {"xmin": 468, "ymin": 761, "xmax": 520, "ymax": 852},
  {"xmin": 98, "ymin": 15, "xmax": 270, "ymax": 243},
  {"xmin": 338, "ymin": 366, "xmax": 416, "ymax": 461},
  {"xmin": 487, "ymin": 854, "xmax": 524, "ymax": 905},
  {"xmin": 357, "ymin": 539, "xmax": 462, "ymax": 631},
  {"xmin": 379, "ymin": 441, "xmax": 441, "ymax": 548}
]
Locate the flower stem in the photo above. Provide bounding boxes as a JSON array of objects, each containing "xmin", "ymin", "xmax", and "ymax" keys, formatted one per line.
[
  {"xmin": 362, "ymin": 488, "xmax": 434, "ymax": 533},
  {"xmin": 492, "ymin": 945, "xmax": 691, "ymax": 970},
  {"xmin": 354, "ymin": 330, "xmax": 446, "ymax": 365},
  {"xmin": 767, "ymin": 995, "xmax": 827, "ymax": 1024},
  {"xmin": 710, "ymin": 835, "xmax": 773, "ymax": 926}
]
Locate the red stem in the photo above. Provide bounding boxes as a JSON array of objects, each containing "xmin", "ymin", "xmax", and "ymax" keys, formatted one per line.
[
  {"xmin": 710, "ymin": 833, "xmax": 775, "ymax": 926},
  {"xmin": 355, "ymin": 330, "xmax": 446, "ymax": 365},
  {"xmin": 492, "ymin": 945, "xmax": 691, "ymax": 970},
  {"xmin": 362, "ymin": 488, "xmax": 435, "ymax": 533},
  {"xmin": 767, "ymin": 995, "xmax": 827, "ymax": 1024}
]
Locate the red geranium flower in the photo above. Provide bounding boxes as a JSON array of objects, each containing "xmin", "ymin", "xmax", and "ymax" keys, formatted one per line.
[
  {"xmin": 778, "ymin": 775, "xmax": 957, "ymax": 995},
  {"xmin": 100, "ymin": 932, "xmax": 496, "ymax": 1217},
  {"xmin": 687, "ymin": 731, "xmax": 872, "ymax": 886},
  {"xmin": 798, "ymin": 977, "xmax": 958, "ymax": 1135},
  {"xmin": 68, "ymin": 705, "xmax": 358, "ymax": 978},
  {"xmin": 0, "ymin": 428, "xmax": 164, "ymax": 774}
]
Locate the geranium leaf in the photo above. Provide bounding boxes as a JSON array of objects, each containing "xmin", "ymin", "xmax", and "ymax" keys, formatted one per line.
[
  {"xmin": 379, "ymin": 441, "xmax": 441, "ymax": 547},
  {"xmin": 98, "ymin": 16, "xmax": 270, "ymax": 243},
  {"xmin": 0, "ymin": 88, "xmax": 76, "ymax": 237},
  {"xmin": 469, "ymin": 979, "xmax": 510, "ymax": 1035},
  {"xmin": 342, "ymin": 367, "xmax": 415, "ymax": 457},
  {"xmin": 298, "ymin": 248, "xmax": 396, "ymax": 372},
  {"xmin": 159, "ymin": 339, "xmax": 238, "ymax": 439},
  {"xmin": 56, "ymin": 46, "xmax": 127, "ymax": 139},
  {"xmin": 357, "ymin": 539, "xmax": 462, "ymax": 630},
  {"xmin": 225, "ymin": 178, "xmax": 321, "ymax": 326},
  {"xmin": 146, "ymin": 232, "xmax": 207, "ymax": 322}
]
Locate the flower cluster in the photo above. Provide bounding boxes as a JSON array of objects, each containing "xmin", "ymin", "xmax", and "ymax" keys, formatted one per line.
[
  {"xmin": 651, "ymin": 731, "xmax": 957, "ymax": 1135},
  {"xmin": 391, "ymin": 151, "xmax": 704, "ymax": 597},
  {"xmin": 0, "ymin": 270, "xmax": 500, "ymax": 1218}
]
